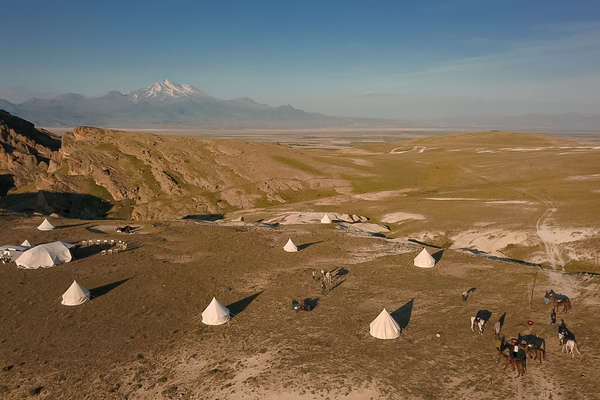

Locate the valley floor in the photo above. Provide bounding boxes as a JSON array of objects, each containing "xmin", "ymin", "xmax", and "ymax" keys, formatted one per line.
[{"xmin": 0, "ymin": 215, "xmax": 598, "ymax": 399}]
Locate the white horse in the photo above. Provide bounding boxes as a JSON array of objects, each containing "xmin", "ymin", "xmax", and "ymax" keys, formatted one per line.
[
  {"xmin": 559, "ymin": 331, "xmax": 581, "ymax": 358},
  {"xmin": 564, "ymin": 339, "xmax": 581, "ymax": 358},
  {"xmin": 470, "ymin": 316, "xmax": 486, "ymax": 334}
]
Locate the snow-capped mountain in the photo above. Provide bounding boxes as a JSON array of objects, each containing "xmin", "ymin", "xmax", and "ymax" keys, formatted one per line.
[
  {"xmin": 129, "ymin": 79, "xmax": 210, "ymax": 102},
  {"xmin": 0, "ymin": 79, "xmax": 343, "ymax": 127}
]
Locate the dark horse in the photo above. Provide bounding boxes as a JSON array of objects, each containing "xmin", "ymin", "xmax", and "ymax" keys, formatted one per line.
[
  {"xmin": 496, "ymin": 337, "xmax": 526, "ymax": 376},
  {"xmin": 545, "ymin": 290, "xmax": 572, "ymax": 313},
  {"xmin": 518, "ymin": 333, "xmax": 546, "ymax": 363}
]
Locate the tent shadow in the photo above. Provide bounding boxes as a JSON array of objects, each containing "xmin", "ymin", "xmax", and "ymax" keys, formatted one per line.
[
  {"xmin": 90, "ymin": 278, "xmax": 131, "ymax": 299},
  {"xmin": 182, "ymin": 214, "xmax": 224, "ymax": 222},
  {"xmin": 73, "ymin": 245, "xmax": 107, "ymax": 260},
  {"xmin": 55, "ymin": 222, "xmax": 89, "ymax": 230},
  {"xmin": 408, "ymin": 239, "xmax": 442, "ymax": 249},
  {"xmin": 86, "ymin": 226, "xmax": 106, "ymax": 234},
  {"xmin": 391, "ymin": 298, "xmax": 414, "ymax": 331},
  {"xmin": 227, "ymin": 291, "xmax": 263, "ymax": 318},
  {"xmin": 298, "ymin": 241, "xmax": 324, "ymax": 251},
  {"xmin": 432, "ymin": 249, "xmax": 444, "ymax": 264}
]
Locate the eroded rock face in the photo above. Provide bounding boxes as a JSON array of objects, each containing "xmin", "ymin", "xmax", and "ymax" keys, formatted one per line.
[
  {"xmin": 0, "ymin": 110, "xmax": 60, "ymax": 189},
  {"xmin": 0, "ymin": 114, "xmax": 354, "ymax": 220},
  {"xmin": 56, "ymin": 126, "xmax": 352, "ymax": 219}
]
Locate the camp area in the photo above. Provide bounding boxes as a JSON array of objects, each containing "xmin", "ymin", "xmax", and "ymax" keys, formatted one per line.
[{"xmin": 0, "ymin": 213, "xmax": 598, "ymax": 399}]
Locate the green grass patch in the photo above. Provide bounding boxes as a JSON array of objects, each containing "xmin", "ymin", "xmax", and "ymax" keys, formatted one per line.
[
  {"xmin": 272, "ymin": 155, "xmax": 321, "ymax": 175},
  {"xmin": 564, "ymin": 260, "xmax": 600, "ymax": 274}
]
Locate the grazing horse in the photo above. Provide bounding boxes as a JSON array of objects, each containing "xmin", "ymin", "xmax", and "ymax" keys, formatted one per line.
[
  {"xmin": 545, "ymin": 290, "xmax": 572, "ymax": 313},
  {"xmin": 471, "ymin": 309, "xmax": 492, "ymax": 335}
]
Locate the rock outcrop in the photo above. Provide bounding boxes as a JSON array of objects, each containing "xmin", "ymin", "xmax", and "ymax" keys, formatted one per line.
[
  {"xmin": 0, "ymin": 110, "xmax": 60, "ymax": 190},
  {"xmin": 0, "ymin": 112, "xmax": 354, "ymax": 220}
]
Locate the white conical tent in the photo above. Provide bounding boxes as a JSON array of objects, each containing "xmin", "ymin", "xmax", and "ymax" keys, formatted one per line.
[
  {"xmin": 283, "ymin": 238, "xmax": 298, "ymax": 252},
  {"xmin": 201, "ymin": 297, "xmax": 230, "ymax": 325},
  {"xmin": 15, "ymin": 242, "xmax": 72, "ymax": 269},
  {"xmin": 370, "ymin": 308, "xmax": 401, "ymax": 339},
  {"xmin": 37, "ymin": 218, "xmax": 55, "ymax": 231},
  {"xmin": 61, "ymin": 280, "xmax": 91, "ymax": 306},
  {"xmin": 21, "ymin": 240, "xmax": 33, "ymax": 247},
  {"xmin": 413, "ymin": 248, "xmax": 435, "ymax": 268},
  {"xmin": 320, "ymin": 214, "xmax": 332, "ymax": 224}
]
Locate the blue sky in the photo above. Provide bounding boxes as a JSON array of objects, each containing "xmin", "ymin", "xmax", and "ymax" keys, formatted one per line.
[{"xmin": 2, "ymin": 0, "xmax": 600, "ymax": 119}]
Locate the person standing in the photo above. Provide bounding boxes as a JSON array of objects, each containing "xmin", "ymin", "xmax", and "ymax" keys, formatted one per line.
[
  {"xmin": 551, "ymin": 309, "xmax": 557, "ymax": 328},
  {"xmin": 321, "ymin": 280, "xmax": 327, "ymax": 295}
]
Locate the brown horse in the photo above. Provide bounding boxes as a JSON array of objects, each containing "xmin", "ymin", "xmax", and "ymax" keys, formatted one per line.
[
  {"xmin": 496, "ymin": 339, "xmax": 526, "ymax": 376},
  {"xmin": 526, "ymin": 346, "xmax": 545, "ymax": 363},
  {"xmin": 545, "ymin": 290, "xmax": 572, "ymax": 313}
]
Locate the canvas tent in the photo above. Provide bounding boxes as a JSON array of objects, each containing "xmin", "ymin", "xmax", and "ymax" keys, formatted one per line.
[
  {"xmin": 370, "ymin": 308, "xmax": 401, "ymax": 339},
  {"xmin": 0, "ymin": 244, "xmax": 28, "ymax": 262},
  {"xmin": 413, "ymin": 248, "xmax": 435, "ymax": 268},
  {"xmin": 61, "ymin": 280, "xmax": 91, "ymax": 306},
  {"xmin": 21, "ymin": 240, "xmax": 33, "ymax": 248},
  {"xmin": 37, "ymin": 218, "xmax": 55, "ymax": 231},
  {"xmin": 201, "ymin": 297, "xmax": 230, "ymax": 325},
  {"xmin": 320, "ymin": 214, "xmax": 332, "ymax": 224},
  {"xmin": 283, "ymin": 238, "xmax": 298, "ymax": 252},
  {"xmin": 15, "ymin": 242, "xmax": 72, "ymax": 269}
]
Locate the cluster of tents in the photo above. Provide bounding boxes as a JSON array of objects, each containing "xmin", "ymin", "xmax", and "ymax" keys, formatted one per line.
[
  {"xmin": 7, "ymin": 216, "xmax": 438, "ymax": 337},
  {"xmin": 1, "ymin": 240, "xmax": 74, "ymax": 269},
  {"xmin": 280, "ymin": 215, "xmax": 438, "ymax": 339}
]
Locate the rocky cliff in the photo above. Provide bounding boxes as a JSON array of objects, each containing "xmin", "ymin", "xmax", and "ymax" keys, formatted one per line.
[{"xmin": 0, "ymin": 111, "xmax": 351, "ymax": 219}]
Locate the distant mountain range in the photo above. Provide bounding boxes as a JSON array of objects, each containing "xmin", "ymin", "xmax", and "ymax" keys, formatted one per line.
[
  {"xmin": 1, "ymin": 80, "xmax": 599, "ymax": 131},
  {"xmin": 0, "ymin": 80, "xmax": 376, "ymax": 128}
]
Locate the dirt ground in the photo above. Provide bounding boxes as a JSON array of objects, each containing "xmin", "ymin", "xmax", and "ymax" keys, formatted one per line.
[
  {"xmin": 1, "ymin": 130, "xmax": 600, "ymax": 399},
  {"xmin": 0, "ymin": 214, "xmax": 599, "ymax": 400}
]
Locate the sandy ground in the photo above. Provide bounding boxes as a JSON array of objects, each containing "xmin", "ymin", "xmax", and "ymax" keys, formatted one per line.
[{"xmin": 1, "ymin": 215, "xmax": 599, "ymax": 399}]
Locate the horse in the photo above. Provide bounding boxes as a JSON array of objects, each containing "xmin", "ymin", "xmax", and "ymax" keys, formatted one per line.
[
  {"xmin": 471, "ymin": 309, "xmax": 492, "ymax": 335},
  {"xmin": 558, "ymin": 328, "xmax": 580, "ymax": 358},
  {"xmin": 494, "ymin": 312, "xmax": 506, "ymax": 339},
  {"xmin": 517, "ymin": 333, "xmax": 546, "ymax": 363},
  {"xmin": 564, "ymin": 339, "xmax": 581, "ymax": 358},
  {"xmin": 496, "ymin": 336, "xmax": 527, "ymax": 376},
  {"xmin": 558, "ymin": 320, "xmax": 575, "ymax": 345},
  {"xmin": 545, "ymin": 290, "xmax": 572, "ymax": 313}
]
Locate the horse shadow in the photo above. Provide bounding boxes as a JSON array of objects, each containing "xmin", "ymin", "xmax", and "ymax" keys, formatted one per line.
[
  {"xmin": 90, "ymin": 278, "xmax": 131, "ymax": 299},
  {"xmin": 391, "ymin": 298, "xmax": 414, "ymax": 331},
  {"xmin": 227, "ymin": 291, "xmax": 263, "ymax": 318},
  {"xmin": 328, "ymin": 279, "xmax": 346, "ymax": 292},
  {"xmin": 432, "ymin": 250, "xmax": 444, "ymax": 264},
  {"xmin": 303, "ymin": 297, "xmax": 319, "ymax": 311},
  {"xmin": 298, "ymin": 241, "xmax": 324, "ymax": 251}
]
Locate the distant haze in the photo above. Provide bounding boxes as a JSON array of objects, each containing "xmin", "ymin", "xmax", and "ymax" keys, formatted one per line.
[{"xmin": 1, "ymin": 2, "xmax": 600, "ymax": 125}]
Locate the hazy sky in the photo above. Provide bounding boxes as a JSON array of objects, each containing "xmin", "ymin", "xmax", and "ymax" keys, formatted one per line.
[{"xmin": 2, "ymin": 0, "xmax": 600, "ymax": 119}]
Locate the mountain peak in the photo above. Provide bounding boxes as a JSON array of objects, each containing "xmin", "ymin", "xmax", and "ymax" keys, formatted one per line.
[{"xmin": 129, "ymin": 79, "xmax": 208, "ymax": 102}]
